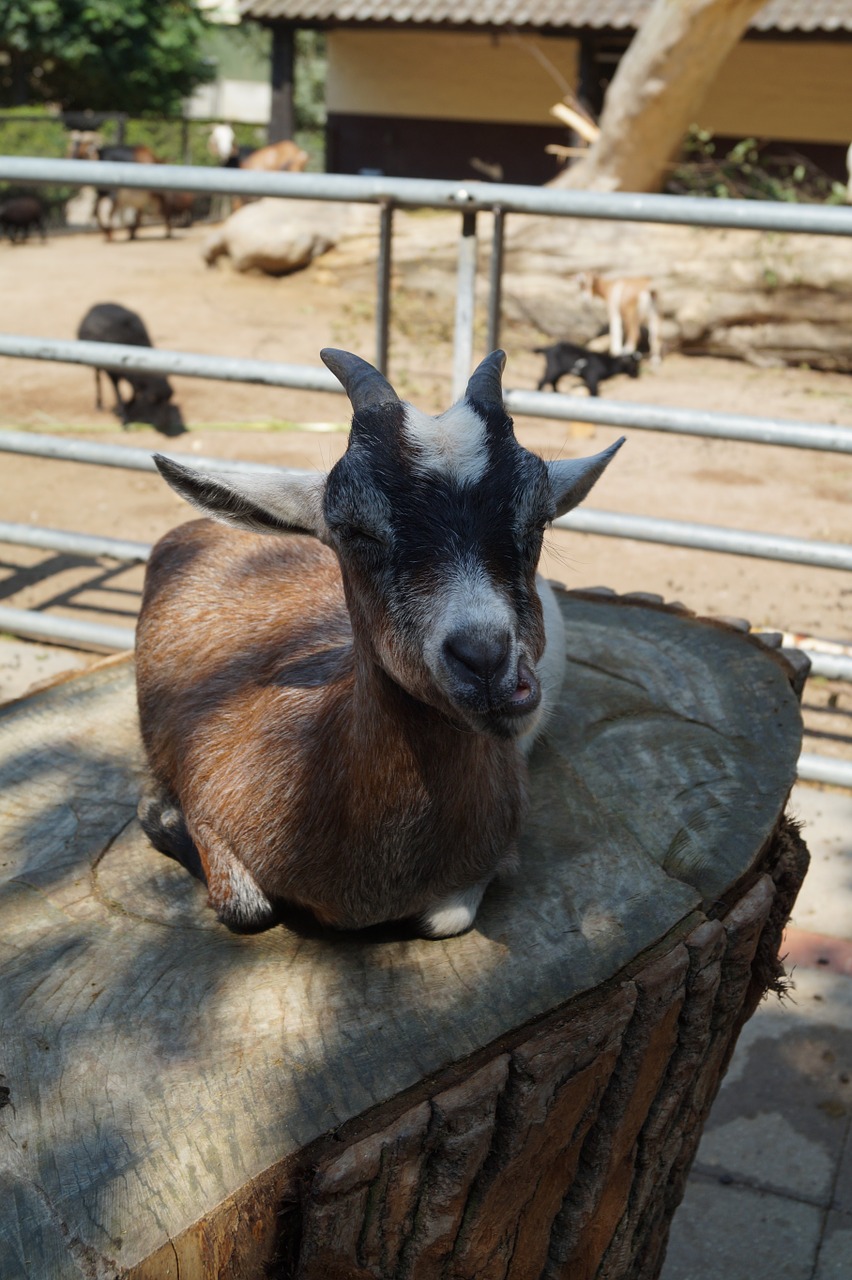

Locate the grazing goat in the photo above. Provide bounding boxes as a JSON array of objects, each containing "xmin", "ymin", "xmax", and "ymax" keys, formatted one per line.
[
  {"xmin": 69, "ymin": 132, "xmax": 173, "ymax": 240},
  {"xmin": 77, "ymin": 303, "xmax": 184, "ymax": 435},
  {"xmin": 0, "ymin": 195, "xmax": 47, "ymax": 243},
  {"xmin": 577, "ymin": 271, "xmax": 662, "ymax": 365},
  {"xmin": 135, "ymin": 350, "xmax": 623, "ymax": 938},
  {"xmin": 534, "ymin": 342, "xmax": 641, "ymax": 396}
]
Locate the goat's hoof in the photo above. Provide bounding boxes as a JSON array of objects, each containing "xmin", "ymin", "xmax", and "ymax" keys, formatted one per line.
[
  {"xmin": 216, "ymin": 901, "xmax": 278, "ymax": 935},
  {"xmin": 210, "ymin": 864, "xmax": 277, "ymax": 935}
]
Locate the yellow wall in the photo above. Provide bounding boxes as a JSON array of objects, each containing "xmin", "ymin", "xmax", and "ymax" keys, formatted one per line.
[
  {"xmin": 696, "ymin": 41, "xmax": 852, "ymax": 144},
  {"xmin": 328, "ymin": 30, "xmax": 852, "ymax": 148},
  {"xmin": 326, "ymin": 30, "xmax": 579, "ymax": 125}
]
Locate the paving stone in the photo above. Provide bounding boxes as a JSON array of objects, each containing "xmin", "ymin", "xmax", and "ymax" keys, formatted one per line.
[
  {"xmin": 694, "ymin": 968, "xmax": 852, "ymax": 1200},
  {"xmin": 789, "ymin": 785, "xmax": 852, "ymax": 942},
  {"xmin": 661, "ymin": 1178, "xmax": 822, "ymax": 1280},
  {"xmin": 813, "ymin": 1212, "xmax": 852, "ymax": 1280}
]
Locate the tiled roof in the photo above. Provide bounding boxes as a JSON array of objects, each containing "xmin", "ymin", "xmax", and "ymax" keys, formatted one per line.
[{"xmin": 239, "ymin": 0, "xmax": 852, "ymax": 33}]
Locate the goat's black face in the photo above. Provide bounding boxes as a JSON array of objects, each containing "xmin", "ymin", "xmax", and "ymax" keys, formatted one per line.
[{"xmin": 324, "ymin": 398, "xmax": 553, "ymax": 736}]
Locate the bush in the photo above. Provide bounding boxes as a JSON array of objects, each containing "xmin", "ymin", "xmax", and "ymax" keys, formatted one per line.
[{"xmin": 666, "ymin": 128, "xmax": 848, "ymax": 204}]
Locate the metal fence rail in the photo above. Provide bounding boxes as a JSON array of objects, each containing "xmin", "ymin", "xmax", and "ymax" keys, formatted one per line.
[
  {"xmin": 2, "ymin": 339, "xmax": 850, "ymax": 455},
  {"xmin": 1, "ymin": 154, "xmax": 849, "ymax": 786},
  {"xmin": 4, "ymin": 155, "xmax": 852, "ymax": 234},
  {"xmin": 1, "ymin": 432, "xmax": 848, "ymax": 572}
]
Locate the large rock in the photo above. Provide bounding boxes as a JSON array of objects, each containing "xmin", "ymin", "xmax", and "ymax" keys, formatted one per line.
[{"xmin": 202, "ymin": 198, "xmax": 374, "ymax": 276}]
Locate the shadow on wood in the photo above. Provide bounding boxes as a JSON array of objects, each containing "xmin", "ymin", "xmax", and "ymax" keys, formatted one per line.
[{"xmin": 0, "ymin": 590, "xmax": 807, "ymax": 1279}]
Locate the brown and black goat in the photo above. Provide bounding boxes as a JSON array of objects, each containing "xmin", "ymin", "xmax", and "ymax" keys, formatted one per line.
[{"xmin": 135, "ymin": 350, "xmax": 623, "ymax": 938}]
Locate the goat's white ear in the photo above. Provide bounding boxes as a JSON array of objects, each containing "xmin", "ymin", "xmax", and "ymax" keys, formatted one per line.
[
  {"xmin": 547, "ymin": 437, "xmax": 625, "ymax": 517},
  {"xmin": 153, "ymin": 455, "xmax": 327, "ymax": 537}
]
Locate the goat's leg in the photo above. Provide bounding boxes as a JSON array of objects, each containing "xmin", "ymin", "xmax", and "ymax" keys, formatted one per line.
[
  {"xmin": 419, "ymin": 880, "xmax": 489, "ymax": 939},
  {"xmin": 108, "ymin": 373, "xmax": 129, "ymax": 425},
  {"xmin": 647, "ymin": 298, "xmax": 662, "ymax": 366},
  {"xmin": 96, "ymin": 194, "xmax": 114, "ymax": 242},
  {"xmin": 192, "ymin": 821, "xmax": 277, "ymax": 934},
  {"xmin": 608, "ymin": 288, "xmax": 624, "ymax": 355},
  {"xmin": 138, "ymin": 777, "xmax": 196, "ymax": 865},
  {"xmin": 623, "ymin": 306, "xmax": 641, "ymax": 356},
  {"xmin": 138, "ymin": 781, "xmax": 275, "ymax": 932},
  {"xmin": 94, "ymin": 368, "xmax": 104, "ymax": 411}
]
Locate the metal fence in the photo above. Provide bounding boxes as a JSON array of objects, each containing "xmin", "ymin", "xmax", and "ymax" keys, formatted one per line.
[{"xmin": 1, "ymin": 155, "xmax": 850, "ymax": 787}]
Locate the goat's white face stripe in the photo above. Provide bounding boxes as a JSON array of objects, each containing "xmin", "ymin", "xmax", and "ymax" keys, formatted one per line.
[
  {"xmin": 423, "ymin": 554, "xmax": 514, "ymax": 675},
  {"xmin": 402, "ymin": 402, "xmax": 489, "ymax": 486}
]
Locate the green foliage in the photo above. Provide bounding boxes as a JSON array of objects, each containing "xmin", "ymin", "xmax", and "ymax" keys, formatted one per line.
[
  {"xmin": 0, "ymin": 104, "xmax": 74, "ymax": 218},
  {"xmin": 0, "ymin": 103, "xmax": 66, "ymax": 156},
  {"xmin": 667, "ymin": 127, "xmax": 847, "ymax": 204},
  {"xmin": 0, "ymin": 0, "xmax": 215, "ymax": 115},
  {"xmin": 294, "ymin": 30, "xmax": 326, "ymax": 134}
]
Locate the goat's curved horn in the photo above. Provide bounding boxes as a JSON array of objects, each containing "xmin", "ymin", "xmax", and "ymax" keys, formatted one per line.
[
  {"xmin": 320, "ymin": 348, "xmax": 400, "ymax": 412},
  {"xmin": 465, "ymin": 350, "xmax": 507, "ymax": 407}
]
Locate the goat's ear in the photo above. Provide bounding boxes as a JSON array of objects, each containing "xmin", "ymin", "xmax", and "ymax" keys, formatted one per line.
[
  {"xmin": 153, "ymin": 455, "xmax": 327, "ymax": 537},
  {"xmin": 546, "ymin": 437, "xmax": 625, "ymax": 517}
]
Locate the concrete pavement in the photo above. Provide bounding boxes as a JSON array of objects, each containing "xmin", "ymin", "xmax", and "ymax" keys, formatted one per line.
[{"xmin": 662, "ymin": 785, "xmax": 852, "ymax": 1280}]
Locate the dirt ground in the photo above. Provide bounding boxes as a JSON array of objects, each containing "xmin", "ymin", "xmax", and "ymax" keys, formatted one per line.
[{"xmin": 0, "ymin": 217, "xmax": 850, "ymax": 759}]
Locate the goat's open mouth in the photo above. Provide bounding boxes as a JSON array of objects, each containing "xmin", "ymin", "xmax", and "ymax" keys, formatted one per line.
[{"xmin": 497, "ymin": 660, "xmax": 541, "ymax": 718}]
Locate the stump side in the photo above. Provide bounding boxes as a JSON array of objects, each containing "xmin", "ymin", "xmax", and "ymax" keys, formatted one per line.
[{"xmin": 131, "ymin": 817, "xmax": 808, "ymax": 1280}]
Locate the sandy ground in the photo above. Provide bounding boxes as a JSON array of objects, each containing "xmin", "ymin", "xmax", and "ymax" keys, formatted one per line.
[{"xmin": 0, "ymin": 218, "xmax": 850, "ymax": 758}]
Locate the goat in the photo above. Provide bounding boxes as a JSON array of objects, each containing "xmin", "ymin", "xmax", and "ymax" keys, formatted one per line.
[
  {"xmin": 577, "ymin": 271, "xmax": 662, "ymax": 365},
  {"xmin": 69, "ymin": 132, "xmax": 173, "ymax": 241},
  {"xmin": 0, "ymin": 195, "xmax": 47, "ymax": 244},
  {"xmin": 77, "ymin": 303, "xmax": 184, "ymax": 435},
  {"xmin": 208, "ymin": 124, "xmax": 309, "ymax": 210},
  {"xmin": 534, "ymin": 341, "xmax": 641, "ymax": 396},
  {"xmin": 135, "ymin": 349, "xmax": 622, "ymax": 939}
]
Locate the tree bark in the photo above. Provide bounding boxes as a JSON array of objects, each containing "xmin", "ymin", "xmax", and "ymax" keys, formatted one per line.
[{"xmin": 555, "ymin": 0, "xmax": 769, "ymax": 194}]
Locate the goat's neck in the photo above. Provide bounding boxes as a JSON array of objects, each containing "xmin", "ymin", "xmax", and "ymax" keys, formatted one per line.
[{"xmin": 345, "ymin": 638, "xmax": 510, "ymax": 775}]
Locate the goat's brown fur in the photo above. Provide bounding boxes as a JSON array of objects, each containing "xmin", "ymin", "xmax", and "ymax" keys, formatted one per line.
[{"xmin": 136, "ymin": 521, "xmax": 524, "ymax": 931}]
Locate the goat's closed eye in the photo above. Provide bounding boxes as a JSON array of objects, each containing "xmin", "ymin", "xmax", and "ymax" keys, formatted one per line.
[{"xmin": 342, "ymin": 526, "xmax": 387, "ymax": 549}]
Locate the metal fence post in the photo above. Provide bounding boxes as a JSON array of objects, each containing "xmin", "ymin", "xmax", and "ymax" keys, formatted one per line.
[
  {"xmin": 453, "ymin": 210, "xmax": 478, "ymax": 400},
  {"xmin": 487, "ymin": 207, "xmax": 505, "ymax": 354},
  {"xmin": 376, "ymin": 200, "xmax": 394, "ymax": 376}
]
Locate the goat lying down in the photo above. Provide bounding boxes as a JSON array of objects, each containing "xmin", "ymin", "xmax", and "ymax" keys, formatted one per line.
[{"xmin": 135, "ymin": 350, "xmax": 623, "ymax": 939}]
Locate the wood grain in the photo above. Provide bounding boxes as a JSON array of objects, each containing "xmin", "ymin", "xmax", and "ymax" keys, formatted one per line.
[{"xmin": 0, "ymin": 591, "xmax": 804, "ymax": 1278}]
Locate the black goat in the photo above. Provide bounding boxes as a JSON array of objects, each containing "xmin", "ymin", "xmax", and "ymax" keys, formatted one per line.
[
  {"xmin": 0, "ymin": 196, "xmax": 47, "ymax": 244},
  {"xmin": 77, "ymin": 303, "xmax": 185, "ymax": 435},
  {"xmin": 534, "ymin": 342, "xmax": 641, "ymax": 397}
]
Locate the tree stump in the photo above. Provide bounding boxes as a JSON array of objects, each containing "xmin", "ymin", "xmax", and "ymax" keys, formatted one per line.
[{"xmin": 0, "ymin": 589, "xmax": 809, "ymax": 1280}]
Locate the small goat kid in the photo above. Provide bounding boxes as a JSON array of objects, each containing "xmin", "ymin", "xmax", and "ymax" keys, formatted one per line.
[
  {"xmin": 578, "ymin": 271, "xmax": 661, "ymax": 365},
  {"xmin": 535, "ymin": 342, "xmax": 640, "ymax": 397},
  {"xmin": 136, "ymin": 351, "xmax": 623, "ymax": 938}
]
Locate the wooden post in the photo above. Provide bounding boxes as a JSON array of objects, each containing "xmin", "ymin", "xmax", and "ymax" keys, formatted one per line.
[
  {"xmin": 0, "ymin": 591, "xmax": 808, "ymax": 1279},
  {"xmin": 269, "ymin": 22, "xmax": 296, "ymax": 144}
]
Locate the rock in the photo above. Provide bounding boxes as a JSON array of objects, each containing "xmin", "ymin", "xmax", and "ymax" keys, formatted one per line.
[{"xmin": 202, "ymin": 198, "xmax": 374, "ymax": 276}]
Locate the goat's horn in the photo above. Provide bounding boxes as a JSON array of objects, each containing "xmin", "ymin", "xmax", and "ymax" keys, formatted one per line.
[
  {"xmin": 320, "ymin": 348, "xmax": 400, "ymax": 411},
  {"xmin": 465, "ymin": 350, "xmax": 507, "ymax": 407}
]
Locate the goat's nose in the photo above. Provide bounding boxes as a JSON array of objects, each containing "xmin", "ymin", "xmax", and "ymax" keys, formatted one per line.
[{"xmin": 443, "ymin": 630, "xmax": 512, "ymax": 686}]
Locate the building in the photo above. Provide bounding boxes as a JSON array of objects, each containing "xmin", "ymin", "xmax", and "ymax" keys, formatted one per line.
[{"xmin": 238, "ymin": 1, "xmax": 852, "ymax": 184}]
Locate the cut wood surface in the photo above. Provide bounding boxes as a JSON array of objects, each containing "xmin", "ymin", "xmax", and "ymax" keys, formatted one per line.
[{"xmin": 0, "ymin": 590, "xmax": 804, "ymax": 1279}]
